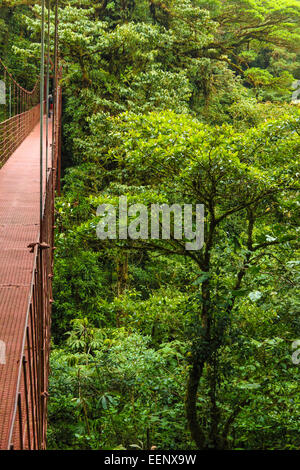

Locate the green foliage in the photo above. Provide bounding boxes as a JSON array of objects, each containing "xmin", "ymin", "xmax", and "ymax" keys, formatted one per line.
[
  {"xmin": 48, "ymin": 327, "xmax": 190, "ymax": 450},
  {"xmin": 0, "ymin": 1, "xmax": 39, "ymax": 88},
  {"xmin": 50, "ymin": 107, "xmax": 300, "ymax": 449}
]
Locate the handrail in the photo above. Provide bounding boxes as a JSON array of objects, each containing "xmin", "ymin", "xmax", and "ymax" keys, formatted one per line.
[
  {"xmin": 0, "ymin": 104, "xmax": 41, "ymax": 167},
  {"xmin": 6, "ymin": 87, "xmax": 62, "ymax": 450},
  {"xmin": 0, "ymin": 58, "xmax": 39, "ymax": 96}
]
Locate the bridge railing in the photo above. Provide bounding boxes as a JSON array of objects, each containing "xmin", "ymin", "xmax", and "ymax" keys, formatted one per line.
[
  {"xmin": 7, "ymin": 86, "xmax": 62, "ymax": 450},
  {"xmin": 0, "ymin": 104, "xmax": 41, "ymax": 168},
  {"xmin": 7, "ymin": 173, "xmax": 53, "ymax": 450}
]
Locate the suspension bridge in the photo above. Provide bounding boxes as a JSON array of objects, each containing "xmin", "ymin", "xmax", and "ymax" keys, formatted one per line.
[{"xmin": 0, "ymin": 1, "xmax": 61, "ymax": 450}]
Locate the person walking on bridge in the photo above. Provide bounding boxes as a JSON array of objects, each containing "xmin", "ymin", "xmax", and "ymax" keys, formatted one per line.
[{"xmin": 48, "ymin": 93, "xmax": 53, "ymax": 118}]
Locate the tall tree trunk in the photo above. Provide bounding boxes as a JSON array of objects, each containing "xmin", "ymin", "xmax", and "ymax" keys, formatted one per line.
[
  {"xmin": 116, "ymin": 252, "xmax": 128, "ymax": 326},
  {"xmin": 185, "ymin": 361, "xmax": 206, "ymax": 449}
]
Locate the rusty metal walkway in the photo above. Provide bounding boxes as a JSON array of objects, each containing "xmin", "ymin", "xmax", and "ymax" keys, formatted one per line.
[{"xmin": 0, "ymin": 117, "xmax": 52, "ymax": 450}]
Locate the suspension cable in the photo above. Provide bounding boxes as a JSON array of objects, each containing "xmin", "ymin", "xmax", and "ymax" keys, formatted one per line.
[
  {"xmin": 40, "ymin": 0, "xmax": 45, "ymax": 236},
  {"xmin": 45, "ymin": 0, "xmax": 51, "ymax": 180},
  {"xmin": 51, "ymin": 0, "xmax": 59, "ymax": 173},
  {"xmin": 0, "ymin": 58, "xmax": 39, "ymax": 125},
  {"xmin": 0, "ymin": 57, "xmax": 39, "ymax": 96}
]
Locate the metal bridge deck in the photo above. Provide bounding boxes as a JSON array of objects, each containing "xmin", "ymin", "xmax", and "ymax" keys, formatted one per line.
[{"xmin": 0, "ymin": 117, "xmax": 51, "ymax": 448}]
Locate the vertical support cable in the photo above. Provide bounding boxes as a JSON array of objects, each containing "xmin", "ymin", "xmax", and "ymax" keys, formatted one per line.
[
  {"xmin": 39, "ymin": 2, "xmax": 46, "ymax": 448},
  {"xmin": 51, "ymin": 0, "xmax": 58, "ymax": 172},
  {"xmin": 40, "ymin": 0, "xmax": 45, "ymax": 237},
  {"xmin": 9, "ymin": 81, "xmax": 11, "ymax": 118},
  {"xmin": 45, "ymin": 0, "xmax": 51, "ymax": 181},
  {"xmin": 4, "ymin": 70, "xmax": 7, "ymax": 121}
]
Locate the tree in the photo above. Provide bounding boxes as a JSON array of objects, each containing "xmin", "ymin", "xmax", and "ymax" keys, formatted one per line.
[{"xmin": 77, "ymin": 109, "xmax": 299, "ymax": 447}]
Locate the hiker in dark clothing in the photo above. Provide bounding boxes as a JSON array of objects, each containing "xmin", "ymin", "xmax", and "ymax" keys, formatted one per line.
[{"xmin": 48, "ymin": 94, "xmax": 53, "ymax": 118}]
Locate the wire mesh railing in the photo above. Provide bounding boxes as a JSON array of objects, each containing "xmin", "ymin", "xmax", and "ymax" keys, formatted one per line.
[
  {"xmin": 7, "ymin": 85, "xmax": 62, "ymax": 450},
  {"xmin": 0, "ymin": 57, "xmax": 41, "ymax": 168},
  {"xmin": 0, "ymin": 58, "xmax": 39, "ymax": 122},
  {"xmin": 0, "ymin": 104, "xmax": 41, "ymax": 168}
]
